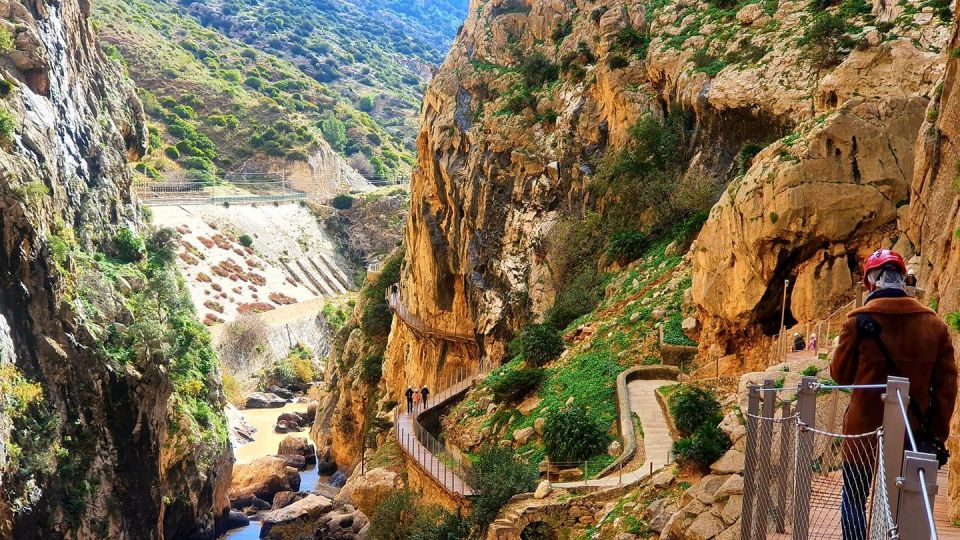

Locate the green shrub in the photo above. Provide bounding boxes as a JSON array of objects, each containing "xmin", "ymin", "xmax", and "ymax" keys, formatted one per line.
[
  {"xmin": 360, "ymin": 301, "xmax": 393, "ymax": 337},
  {"xmin": 544, "ymin": 270, "xmax": 603, "ymax": 330},
  {"xmin": 112, "ymin": 228, "xmax": 145, "ymax": 263},
  {"xmin": 518, "ymin": 52, "xmax": 559, "ymax": 88},
  {"xmin": 164, "ymin": 146, "xmax": 181, "ymax": 159},
  {"xmin": 360, "ymin": 354, "xmax": 383, "ymax": 386},
  {"xmin": 238, "ymin": 234, "xmax": 253, "ymax": 247},
  {"xmin": 409, "ymin": 508, "xmax": 471, "ymax": 540},
  {"xmin": 802, "ymin": 365, "xmax": 819, "ymax": 377},
  {"xmin": 606, "ymin": 230, "xmax": 649, "ymax": 264},
  {"xmin": 0, "ymin": 106, "xmax": 16, "ymax": 141},
  {"xmin": 332, "ymin": 194, "xmax": 355, "ymax": 210},
  {"xmin": 542, "ymin": 405, "xmax": 611, "ymax": 462},
  {"xmin": 668, "ymin": 385, "xmax": 721, "ymax": 437},
  {"xmin": 608, "ymin": 55, "xmax": 630, "ymax": 69},
  {"xmin": 802, "ymin": 12, "xmax": 848, "ymax": 68},
  {"xmin": 946, "ymin": 311, "xmax": 960, "ymax": 333},
  {"xmin": 488, "ymin": 367, "xmax": 544, "ymax": 403},
  {"xmin": 0, "ymin": 27, "xmax": 13, "ymax": 54},
  {"xmin": 467, "ymin": 447, "xmax": 538, "ymax": 529},
  {"xmin": 518, "ymin": 324, "xmax": 564, "ymax": 366},
  {"xmin": 370, "ymin": 490, "xmax": 419, "ymax": 540},
  {"xmin": 673, "ymin": 421, "xmax": 730, "ymax": 470}
]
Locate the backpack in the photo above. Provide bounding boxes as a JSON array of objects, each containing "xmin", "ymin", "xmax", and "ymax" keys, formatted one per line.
[{"xmin": 856, "ymin": 314, "xmax": 950, "ymax": 467}]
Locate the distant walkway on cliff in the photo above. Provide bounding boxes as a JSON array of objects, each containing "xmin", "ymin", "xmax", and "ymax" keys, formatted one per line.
[
  {"xmin": 554, "ymin": 379, "xmax": 675, "ymax": 489},
  {"xmin": 386, "ymin": 286, "xmax": 476, "ymax": 345}
]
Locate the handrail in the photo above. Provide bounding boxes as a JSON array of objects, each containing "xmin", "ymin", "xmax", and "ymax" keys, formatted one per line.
[
  {"xmin": 896, "ymin": 388, "xmax": 918, "ymax": 452},
  {"xmin": 386, "ymin": 286, "xmax": 476, "ymax": 344},
  {"xmin": 394, "ymin": 361, "xmax": 492, "ymax": 496}
]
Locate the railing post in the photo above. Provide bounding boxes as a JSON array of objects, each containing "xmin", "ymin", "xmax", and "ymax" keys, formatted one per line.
[
  {"xmin": 883, "ymin": 376, "xmax": 910, "ymax": 520},
  {"xmin": 741, "ymin": 384, "xmax": 762, "ymax": 540},
  {"xmin": 774, "ymin": 400, "xmax": 793, "ymax": 533},
  {"xmin": 756, "ymin": 380, "xmax": 776, "ymax": 533},
  {"xmin": 792, "ymin": 376, "xmax": 818, "ymax": 540},
  {"xmin": 898, "ymin": 451, "xmax": 939, "ymax": 539}
]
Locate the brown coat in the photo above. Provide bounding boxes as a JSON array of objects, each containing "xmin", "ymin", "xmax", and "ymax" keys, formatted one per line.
[{"xmin": 831, "ymin": 296, "xmax": 957, "ymax": 441}]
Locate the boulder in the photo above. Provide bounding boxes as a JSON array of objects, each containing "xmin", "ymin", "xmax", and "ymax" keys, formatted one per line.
[
  {"xmin": 717, "ymin": 474, "xmax": 744, "ymax": 497},
  {"xmin": 278, "ymin": 436, "xmax": 317, "ymax": 461},
  {"xmin": 259, "ymin": 494, "xmax": 333, "ymax": 537},
  {"xmin": 711, "ymin": 449, "xmax": 745, "ymax": 475},
  {"xmin": 534, "ymin": 417, "xmax": 546, "ymax": 435},
  {"xmin": 305, "ymin": 401, "xmax": 319, "ymax": 423},
  {"xmin": 317, "ymin": 505, "xmax": 370, "ymax": 538},
  {"xmin": 272, "ymin": 490, "xmax": 305, "ymax": 510},
  {"xmin": 274, "ymin": 454, "xmax": 307, "ymax": 470},
  {"xmin": 286, "ymin": 467, "xmax": 301, "ymax": 492},
  {"xmin": 266, "ymin": 385, "xmax": 295, "ymax": 400},
  {"xmin": 534, "ymin": 480, "xmax": 552, "ymax": 499},
  {"xmin": 687, "ymin": 511, "xmax": 726, "ymax": 540},
  {"xmin": 557, "ymin": 468, "xmax": 583, "ymax": 481},
  {"xmin": 249, "ymin": 496, "xmax": 271, "ymax": 511},
  {"xmin": 651, "ymin": 308, "xmax": 666, "ymax": 321},
  {"xmin": 513, "ymin": 427, "xmax": 535, "ymax": 445},
  {"xmin": 274, "ymin": 419, "xmax": 301, "ymax": 433},
  {"xmin": 229, "ymin": 456, "xmax": 295, "ymax": 502},
  {"xmin": 681, "ymin": 317, "xmax": 699, "ymax": 334},
  {"xmin": 223, "ymin": 510, "xmax": 249, "ymax": 530},
  {"xmin": 736, "ymin": 3, "xmax": 763, "ymax": 25},
  {"xmin": 278, "ymin": 411, "xmax": 305, "ymax": 426},
  {"xmin": 608, "ymin": 440, "xmax": 623, "ymax": 457},
  {"xmin": 245, "ymin": 392, "xmax": 286, "ymax": 409},
  {"xmin": 335, "ymin": 467, "xmax": 402, "ymax": 517}
]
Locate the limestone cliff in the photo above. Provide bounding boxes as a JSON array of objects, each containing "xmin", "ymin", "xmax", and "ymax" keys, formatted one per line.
[
  {"xmin": 383, "ymin": 0, "xmax": 949, "ymax": 386},
  {"xmin": 0, "ymin": 0, "xmax": 229, "ymax": 537}
]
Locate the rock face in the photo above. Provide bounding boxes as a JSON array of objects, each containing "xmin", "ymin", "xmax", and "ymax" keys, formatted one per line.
[
  {"xmin": 380, "ymin": 0, "xmax": 951, "ymax": 404},
  {"xmin": 334, "ymin": 467, "xmax": 402, "ymax": 517},
  {"xmin": 907, "ymin": 21, "xmax": 960, "ymax": 522},
  {"xmin": 0, "ymin": 0, "xmax": 229, "ymax": 538},
  {"xmin": 694, "ymin": 98, "xmax": 928, "ymax": 365},
  {"xmin": 229, "ymin": 457, "xmax": 297, "ymax": 503}
]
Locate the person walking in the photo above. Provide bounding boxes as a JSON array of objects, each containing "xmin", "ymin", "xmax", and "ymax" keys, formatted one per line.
[
  {"xmin": 421, "ymin": 385, "xmax": 430, "ymax": 409},
  {"xmin": 807, "ymin": 333, "xmax": 817, "ymax": 352},
  {"xmin": 412, "ymin": 387, "xmax": 422, "ymax": 413},
  {"xmin": 405, "ymin": 387, "xmax": 414, "ymax": 413},
  {"xmin": 831, "ymin": 249, "xmax": 957, "ymax": 540},
  {"xmin": 793, "ymin": 332, "xmax": 806, "ymax": 352}
]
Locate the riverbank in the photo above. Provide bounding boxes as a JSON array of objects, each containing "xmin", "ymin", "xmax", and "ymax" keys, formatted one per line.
[{"xmin": 224, "ymin": 402, "xmax": 328, "ymax": 539}]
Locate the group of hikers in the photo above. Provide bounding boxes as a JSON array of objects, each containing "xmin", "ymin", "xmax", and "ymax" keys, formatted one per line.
[
  {"xmin": 792, "ymin": 332, "xmax": 818, "ymax": 352},
  {"xmin": 404, "ymin": 385, "xmax": 431, "ymax": 413},
  {"xmin": 823, "ymin": 249, "xmax": 956, "ymax": 538}
]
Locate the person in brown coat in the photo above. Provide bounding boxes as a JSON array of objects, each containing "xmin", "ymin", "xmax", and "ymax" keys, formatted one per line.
[{"xmin": 831, "ymin": 249, "xmax": 957, "ymax": 539}]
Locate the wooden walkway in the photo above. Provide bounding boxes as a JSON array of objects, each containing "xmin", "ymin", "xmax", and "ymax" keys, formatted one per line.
[
  {"xmin": 386, "ymin": 288, "xmax": 476, "ymax": 345},
  {"xmin": 395, "ymin": 375, "xmax": 481, "ymax": 497}
]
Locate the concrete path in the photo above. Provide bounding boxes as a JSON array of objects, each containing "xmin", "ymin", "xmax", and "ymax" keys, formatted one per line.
[{"xmin": 555, "ymin": 379, "xmax": 675, "ymax": 488}]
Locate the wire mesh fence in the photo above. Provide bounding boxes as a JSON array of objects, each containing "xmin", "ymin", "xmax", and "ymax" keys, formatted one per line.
[{"xmin": 742, "ymin": 376, "xmax": 939, "ymax": 540}]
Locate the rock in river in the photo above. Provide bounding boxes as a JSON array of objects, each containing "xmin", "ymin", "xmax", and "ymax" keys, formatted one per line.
[{"xmin": 245, "ymin": 392, "xmax": 287, "ymax": 409}]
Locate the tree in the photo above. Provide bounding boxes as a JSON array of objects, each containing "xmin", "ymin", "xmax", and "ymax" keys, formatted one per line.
[
  {"xmin": 803, "ymin": 13, "xmax": 848, "ymax": 68},
  {"xmin": 467, "ymin": 447, "xmax": 538, "ymax": 530},
  {"xmin": 319, "ymin": 115, "xmax": 348, "ymax": 152},
  {"xmin": 518, "ymin": 324, "xmax": 564, "ymax": 366},
  {"xmin": 148, "ymin": 227, "xmax": 180, "ymax": 267},
  {"xmin": 146, "ymin": 271, "xmax": 181, "ymax": 326}
]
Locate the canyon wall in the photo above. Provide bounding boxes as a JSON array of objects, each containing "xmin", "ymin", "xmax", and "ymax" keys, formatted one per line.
[
  {"xmin": 382, "ymin": 0, "xmax": 950, "ymax": 383},
  {"xmin": 0, "ymin": 0, "xmax": 229, "ymax": 537}
]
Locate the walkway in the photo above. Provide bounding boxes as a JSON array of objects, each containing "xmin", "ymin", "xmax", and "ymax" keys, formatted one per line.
[
  {"xmin": 555, "ymin": 379, "xmax": 675, "ymax": 488},
  {"xmin": 394, "ymin": 374, "xmax": 482, "ymax": 497},
  {"xmin": 386, "ymin": 288, "xmax": 476, "ymax": 345}
]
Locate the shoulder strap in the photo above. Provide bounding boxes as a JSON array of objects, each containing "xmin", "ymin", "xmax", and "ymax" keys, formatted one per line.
[{"xmin": 856, "ymin": 314, "xmax": 931, "ymax": 428}]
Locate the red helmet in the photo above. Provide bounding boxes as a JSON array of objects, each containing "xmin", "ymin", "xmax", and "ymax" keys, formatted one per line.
[{"xmin": 863, "ymin": 249, "xmax": 906, "ymax": 289}]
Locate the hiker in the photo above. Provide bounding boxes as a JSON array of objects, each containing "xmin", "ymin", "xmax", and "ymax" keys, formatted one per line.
[
  {"xmin": 405, "ymin": 387, "xmax": 414, "ymax": 413},
  {"xmin": 831, "ymin": 249, "xmax": 957, "ymax": 540},
  {"xmin": 807, "ymin": 333, "xmax": 818, "ymax": 351},
  {"xmin": 421, "ymin": 385, "xmax": 430, "ymax": 409},
  {"xmin": 412, "ymin": 386, "xmax": 422, "ymax": 413},
  {"xmin": 793, "ymin": 332, "xmax": 806, "ymax": 352}
]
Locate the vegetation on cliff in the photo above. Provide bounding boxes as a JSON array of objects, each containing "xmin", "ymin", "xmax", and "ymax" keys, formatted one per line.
[{"xmin": 93, "ymin": 0, "xmax": 421, "ymax": 182}]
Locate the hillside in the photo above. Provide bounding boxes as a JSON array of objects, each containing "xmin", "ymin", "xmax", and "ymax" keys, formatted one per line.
[
  {"xmin": 92, "ymin": 0, "xmax": 447, "ymax": 185},
  {"xmin": 178, "ymin": 0, "xmax": 470, "ymax": 145}
]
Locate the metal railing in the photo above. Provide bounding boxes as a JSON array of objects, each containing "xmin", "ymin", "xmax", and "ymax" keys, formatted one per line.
[
  {"xmin": 741, "ymin": 376, "xmax": 941, "ymax": 539},
  {"xmin": 394, "ymin": 361, "xmax": 493, "ymax": 496},
  {"xmin": 386, "ymin": 285, "xmax": 477, "ymax": 345},
  {"xmin": 769, "ymin": 298, "xmax": 858, "ymax": 365}
]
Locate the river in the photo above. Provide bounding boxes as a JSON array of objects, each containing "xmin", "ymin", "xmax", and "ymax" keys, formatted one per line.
[{"xmin": 223, "ymin": 402, "xmax": 326, "ymax": 539}]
